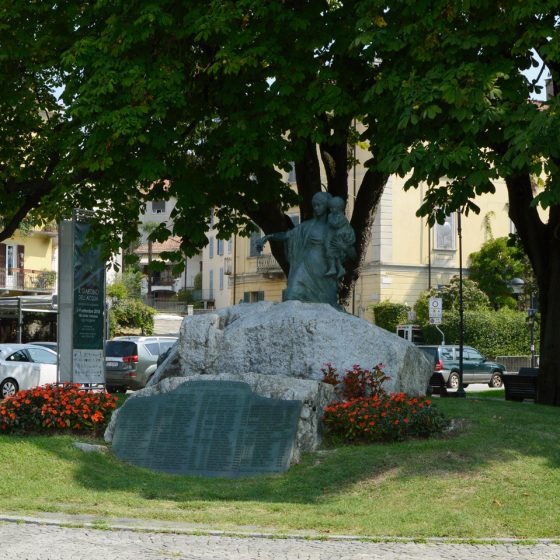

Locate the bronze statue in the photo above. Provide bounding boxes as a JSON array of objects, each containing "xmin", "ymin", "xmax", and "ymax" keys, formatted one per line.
[{"xmin": 257, "ymin": 192, "xmax": 355, "ymax": 308}]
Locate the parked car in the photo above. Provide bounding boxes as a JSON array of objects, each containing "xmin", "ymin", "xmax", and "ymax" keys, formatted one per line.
[
  {"xmin": 418, "ymin": 345, "xmax": 506, "ymax": 390},
  {"xmin": 0, "ymin": 343, "xmax": 58, "ymax": 398},
  {"xmin": 105, "ymin": 336, "xmax": 178, "ymax": 393},
  {"xmin": 28, "ymin": 341, "xmax": 58, "ymax": 352}
]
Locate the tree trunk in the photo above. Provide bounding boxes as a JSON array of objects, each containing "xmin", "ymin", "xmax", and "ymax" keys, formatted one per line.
[
  {"xmin": 505, "ymin": 174, "xmax": 560, "ymax": 405},
  {"xmin": 537, "ymin": 249, "xmax": 560, "ymax": 405}
]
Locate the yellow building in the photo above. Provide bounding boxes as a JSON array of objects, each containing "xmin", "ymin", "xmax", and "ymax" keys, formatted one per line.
[
  {"xmin": 0, "ymin": 225, "xmax": 57, "ymax": 296},
  {"xmin": 201, "ymin": 167, "xmax": 512, "ymax": 318}
]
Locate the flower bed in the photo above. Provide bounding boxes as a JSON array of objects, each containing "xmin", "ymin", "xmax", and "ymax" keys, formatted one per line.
[
  {"xmin": 322, "ymin": 364, "xmax": 448, "ymax": 443},
  {"xmin": 0, "ymin": 383, "xmax": 118, "ymax": 436}
]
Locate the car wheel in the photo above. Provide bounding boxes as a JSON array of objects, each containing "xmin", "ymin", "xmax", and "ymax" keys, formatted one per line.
[
  {"xmin": 447, "ymin": 371, "xmax": 460, "ymax": 389},
  {"xmin": 489, "ymin": 372, "xmax": 504, "ymax": 388},
  {"xmin": 0, "ymin": 378, "xmax": 19, "ymax": 398}
]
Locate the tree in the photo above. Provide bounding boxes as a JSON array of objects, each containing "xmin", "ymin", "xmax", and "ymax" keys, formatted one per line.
[
  {"xmin": 468, "ymin": 237, "xmax": 528, "ymax": 310},
  {"xmin": 5, "ymin": 2, "xmax": 560, "ymax": 404},
  {"xmin": 414, "ymin": 278, "xmax": 490, "ymax": 325},
  {"xmin": 1, "ymin": 1, "xmax": 396, "ymax": 303},
  {"xmin": 355, "ymin": 2, "xmax": 560, "ymax": 405}
]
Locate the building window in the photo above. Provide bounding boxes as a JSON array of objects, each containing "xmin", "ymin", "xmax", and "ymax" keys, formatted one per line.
[
  {"xmin": 243, "ymin": 291, "xmax": 264, "ymax": 303},
  {"xmin": 434, "ymin": 214, "xmax": 456, "ymax": 250},
  {"xmin": 228, "ymin": 237, "xmax": 233, "ymax": 254},
  {"xmin": 249, "ymin": 227, "xmax": 263, "ymax": 257},
  {"xmin": 209, "ymin": 270, "xmax": 214, "ymax": 299},
  {"xmin": 217, "ymin": 239, "xmax": 224, "ymax": 256},
  {"xmin": 219, "ymin": 267, "xmax": 224, "ymax": 290},
  {"xmin": 209, "ymin": 237, "xmax": 214, "ymax": 258},
  {"xmin": 152, "ymin": 200, "xmax": 166, "ymax": 213}
]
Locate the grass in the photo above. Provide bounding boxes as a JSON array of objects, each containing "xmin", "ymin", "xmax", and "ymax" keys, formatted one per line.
[{"xmin": 0, "ymin": 396, "xmax": 558, "ymax": 538}]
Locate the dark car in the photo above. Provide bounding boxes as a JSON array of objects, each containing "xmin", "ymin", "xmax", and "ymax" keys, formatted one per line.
[
  {"xmin": 105, "ymin": 336, "xmax": 177, "ymax": 393},
  {"xmin": 418, "ymin": 345, "xmax": 505, "ymax": 390}
]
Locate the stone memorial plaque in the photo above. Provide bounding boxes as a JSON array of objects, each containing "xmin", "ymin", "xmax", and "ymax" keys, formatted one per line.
[{"xmin": 111, "ymin": 381, "xmax": 302, "ymax": 478}]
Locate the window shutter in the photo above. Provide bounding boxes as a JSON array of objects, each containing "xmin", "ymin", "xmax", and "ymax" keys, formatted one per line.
[
  {"xmin": 258, "ymin": 291, "xmax": 265, "ymax": 301},
  {"xmin": 17, "ymin": 245, "xmax": 24, "ymax": 269}
]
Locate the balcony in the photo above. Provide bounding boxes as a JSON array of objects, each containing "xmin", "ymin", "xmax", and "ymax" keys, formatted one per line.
[
  {"xmin": 0, "ymin": 269, "xmax": 56, "ymax": 293},
  {"xmin": 256, "ymin": 254, "xmax": 284, "ymax": 277}
]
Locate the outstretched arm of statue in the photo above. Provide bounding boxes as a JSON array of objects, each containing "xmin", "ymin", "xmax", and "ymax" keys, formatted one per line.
[{"xmin": 256, "ymin": 231, "xmax": 288, "ymax": 252}]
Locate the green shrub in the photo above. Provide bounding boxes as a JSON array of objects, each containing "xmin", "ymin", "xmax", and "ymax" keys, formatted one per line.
[
  {"xmin": 422, "ymin": 307, "xmax": 537, "ymax": 359},
  {"xmin": 414, "ymin": 277, "xmax": 490, "ymax": 324},
  {"xmin": 0, "ymin": 384, "xmax": 117, "ymax": 436},
  {"xmin": 370, "ymin": 301, "xmax": 410, "ymax": 333},
  {"xmin": 109, "ymin": 298, "xmax": 156, "ymax": 336},
  {"xmin": 107, "ymin": 271, "xmax": 144, "ymax": 302}
]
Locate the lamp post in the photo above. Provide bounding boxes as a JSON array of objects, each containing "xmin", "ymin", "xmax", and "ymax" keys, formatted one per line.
[{"xmin": 456, "ymin": 209, "xmax": 466, "ymax": 398}]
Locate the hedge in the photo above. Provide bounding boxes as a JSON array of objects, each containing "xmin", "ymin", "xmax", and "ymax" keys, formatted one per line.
[
  {"xmin": 370, "ymin": 301, "xmax": 410, "ymax": 334},
  {"xmin": 421, "ymin": 308, "xmax": 537, "ymax": 359}
]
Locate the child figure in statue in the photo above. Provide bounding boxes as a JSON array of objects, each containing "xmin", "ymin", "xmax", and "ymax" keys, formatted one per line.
[{"xmin": 324, "ymin": 196, "xmax": 355, "ymax": 279}]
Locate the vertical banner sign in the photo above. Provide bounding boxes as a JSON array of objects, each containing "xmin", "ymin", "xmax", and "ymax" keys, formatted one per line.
[{"xmin": 72, "ymin": 219, "xmax": 105, "ymax": 384}]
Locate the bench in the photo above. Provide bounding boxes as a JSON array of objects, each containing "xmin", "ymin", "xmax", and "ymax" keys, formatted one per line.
[{"xmin": 503, "ymin": 367, "xmax": 538, "ymax": 402}]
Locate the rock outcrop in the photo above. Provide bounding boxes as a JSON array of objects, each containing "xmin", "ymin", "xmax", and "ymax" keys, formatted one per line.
[{"xmin": 150, "ymin": 300, "xmax": 433, "ymax": 395}]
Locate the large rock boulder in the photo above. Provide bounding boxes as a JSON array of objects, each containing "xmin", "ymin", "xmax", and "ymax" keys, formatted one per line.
[{"xmin": 150, "ymin": 300, "xmax": 432, "ymax": 395}]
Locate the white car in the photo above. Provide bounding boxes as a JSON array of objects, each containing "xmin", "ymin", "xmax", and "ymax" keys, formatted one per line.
[{"xmin": 0, "ymin": 344, "xmax": 58, "ymax": 398}]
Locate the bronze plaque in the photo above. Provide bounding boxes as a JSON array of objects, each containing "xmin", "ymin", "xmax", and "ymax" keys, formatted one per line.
[{"xmin": 111, "ymin": 381, "xmax": 301, "ymax": 477}]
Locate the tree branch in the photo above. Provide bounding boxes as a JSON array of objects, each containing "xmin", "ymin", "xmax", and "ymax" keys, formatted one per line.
[{"xmin": 294, "ymin": 139, "xmax": 322, "ymax": 221}]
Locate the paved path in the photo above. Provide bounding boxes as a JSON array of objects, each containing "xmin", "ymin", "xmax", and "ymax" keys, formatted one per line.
[{"xmin": 0, "ymin": 516, "xmax": 559, "ymax": 560}]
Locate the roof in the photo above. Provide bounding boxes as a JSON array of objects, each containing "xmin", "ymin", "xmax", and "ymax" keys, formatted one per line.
[{"xmin": 136, "ymin": 236, "xmax": 182, "ymax": 255}]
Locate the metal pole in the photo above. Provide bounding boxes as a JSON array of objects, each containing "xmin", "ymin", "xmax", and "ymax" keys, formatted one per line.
[
  {"xmin": 457, "ymin": 209, "xmax": 466, "ymax": 397},
  {"xmin": 16, "ymin": 298, "xmax": 22, "ymax": 343},
  {"xmin": 428, "ymin": 219, "xmax": 432, "ymax": 290},
  {"xmin": 232, "ymin": 235, "xmax": 237, "ymax": 305}
]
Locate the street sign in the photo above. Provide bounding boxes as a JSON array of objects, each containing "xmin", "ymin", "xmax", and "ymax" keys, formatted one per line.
[
  {"xmin": 429, "ymin": 317, "xmax": 442, "ymax": 325},
  {"xmin": 429, "ymin": 297, "xmax": 443, "ymax": 319}
]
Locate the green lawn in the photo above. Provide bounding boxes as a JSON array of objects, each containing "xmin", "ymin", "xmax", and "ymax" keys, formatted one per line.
[{"xmin": 0, "ymin": 396, "xmax": 558, "ymax": 538}]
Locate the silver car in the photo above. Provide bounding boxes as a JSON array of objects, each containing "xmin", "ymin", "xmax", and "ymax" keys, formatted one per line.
[{"xmin": 104, "ymin": 336, "xmax": 177, "ymax": 393}]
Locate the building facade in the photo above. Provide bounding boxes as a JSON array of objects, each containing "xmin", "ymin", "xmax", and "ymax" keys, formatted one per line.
[
  {"xmin": 200, "ymin": 165, "xmax": 512, "ymax": 320},
  {"xmin": 0, "ymin": 225, "xmax": 58, "ymax": 296}
]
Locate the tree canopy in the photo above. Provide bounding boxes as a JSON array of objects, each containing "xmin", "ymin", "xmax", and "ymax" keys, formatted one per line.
[
  {"xmin": 468, "ymin": 237, "xmax": 529, "ymax": 310},
  {"xmin": 3, "ymin": 1, "xmax": 560, "ymax": 402}
]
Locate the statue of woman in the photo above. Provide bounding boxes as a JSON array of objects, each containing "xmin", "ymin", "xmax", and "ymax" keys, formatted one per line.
[{"xmin": 257, "ymin": 191, "xmax": 355, "ymax": 308}]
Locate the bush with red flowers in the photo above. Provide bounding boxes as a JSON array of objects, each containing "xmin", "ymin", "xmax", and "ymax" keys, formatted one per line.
[
  {"xmin": 0, "ymin": 383, "xmax": 118, "ymax": 436},
  {"xmin": 321, "ymin": 363, "xmax": 390, "ymax": 400},
  {"xmin": 321, "ymin": 364, "xmax": 448, "ymax": 443}
]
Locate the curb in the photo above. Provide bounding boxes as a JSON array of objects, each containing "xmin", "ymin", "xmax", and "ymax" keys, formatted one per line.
[{"xmin": 0, "ymin": 512, "xmax": 558, "ymax": 545}]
